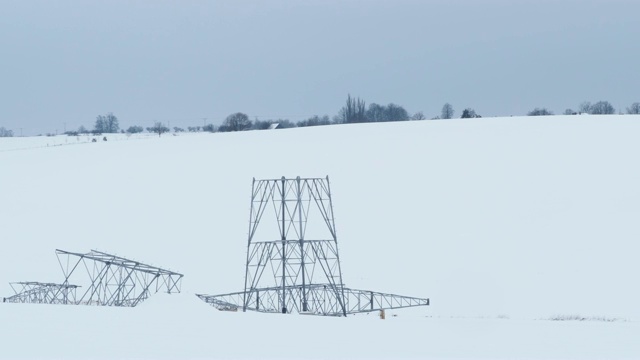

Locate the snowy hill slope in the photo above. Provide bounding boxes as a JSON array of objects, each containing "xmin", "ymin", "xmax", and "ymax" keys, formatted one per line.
[
  {"xmin": 1, "ymin": 115, "xmax": 639, "ymax": 358},
  {"xmin": 0, "ymin": 132, "xmax": 160, "ymax": 152}
]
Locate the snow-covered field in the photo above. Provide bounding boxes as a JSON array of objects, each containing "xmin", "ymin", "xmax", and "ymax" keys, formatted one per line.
[
  {"xmin": 1, "ymin": 115, "xmax": 639, "ymax": 359},
  {"xmin": 0, "ymin": 132, "xmax": 161, "ymax": 152}
]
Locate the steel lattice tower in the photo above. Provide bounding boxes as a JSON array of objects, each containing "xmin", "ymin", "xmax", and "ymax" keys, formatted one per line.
[
  {"xmin": 242, "ymin": 176, "xmax": 346, "ymax": 315},
  {"xmin": 198, "ymin": 176, "xmax": 429, "ymax": 316}
]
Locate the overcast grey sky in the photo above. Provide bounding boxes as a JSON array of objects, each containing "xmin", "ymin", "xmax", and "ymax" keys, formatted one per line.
[{"xmin": 1, "ymin": 0, "xmax": 638, "ymax": 135}]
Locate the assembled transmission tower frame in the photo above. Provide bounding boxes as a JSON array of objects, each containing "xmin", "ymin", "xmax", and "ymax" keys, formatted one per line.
[{"xmin": 198, "ymin": 176, "xmax": 429, "ymax": 316}]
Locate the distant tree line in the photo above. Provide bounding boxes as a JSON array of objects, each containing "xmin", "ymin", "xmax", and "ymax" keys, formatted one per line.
[
  {"xmin": 39, "ymin": 98, "xmax": 639, "ymax": 140},
  {"xmin": 528, "ymin": 101, "xmax": 640, "ymax": 117}
]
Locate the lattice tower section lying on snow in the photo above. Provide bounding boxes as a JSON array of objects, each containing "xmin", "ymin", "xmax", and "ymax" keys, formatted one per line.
[
  {"xmin": 4, "ymin": 282, "xmax": 79, "ymax": 304},
  {"xmin": 5, "ymin": 249, "xmax": 183, "ymax": 307}
]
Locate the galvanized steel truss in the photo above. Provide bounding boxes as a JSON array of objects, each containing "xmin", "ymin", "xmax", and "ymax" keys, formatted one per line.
[
  {"xmin": 198, "ymin": 176, "xmax": 429, "ymax": 316},
  {"xmin": 4, "ymin": 282, "xmax": 79, "ymax": 304},
  {"xmin": 198, "ymin": 285, "xmax": 429, "ymax": 316},
  {"xmin": 4, "ymin": 249, "xmax": 183, "ymax": 307},
  {"xmin": 55, "ymin": 249, "xmax": 184, "ymax": 306}
]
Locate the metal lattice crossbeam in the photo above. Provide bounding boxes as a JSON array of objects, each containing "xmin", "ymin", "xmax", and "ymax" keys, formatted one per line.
[
  {"xmin": 4, "ymin": 282, "xmax": 79, "ymax": 304},
  {"xmin": 197, "ymin": 286, "xmax": 429, "ymax": 316}
]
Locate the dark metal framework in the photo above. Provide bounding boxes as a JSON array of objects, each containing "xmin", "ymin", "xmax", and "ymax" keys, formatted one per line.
[
  {"xmin": 5, "ymin": 249, "xmax": 183, "ymax": 307},
  {"xmin": 198, "ymin": 176, "xmax": 429, "ymax": 316}
]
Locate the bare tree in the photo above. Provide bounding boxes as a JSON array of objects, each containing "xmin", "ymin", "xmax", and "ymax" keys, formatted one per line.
[
  {"xmin": 441, "ymin": 103, "xmax": 454, "ymax": 119},
  {"xmin": 94, "ymin": 118, "xmax": 105, "ymax": 133},
  {"xmin": 126, "ymin": 126, "xmax": 143, "ymax": 134},
  {"xmin": 146, "ymin": 122, "xmax": 170, "ymax": 136},
  {"xmin": 365, "ymin": 103, "xmax": 386, "ymax": 122},
  {"xmin": 0, "ymin": 127, "xmax": 14, "ymax": 137},
  {"xmin": 528, "ymin": 108, "xmax": 554, "ymax": 116},
  {"xmin": 202, "ymin": 124, "xmax": 215, "ymax": 132},
  {"xmin": 590, "ymin": 101, "xmax": 615, "ymax": 115},
  {"xmin": 362, "ymin": 103, "xmax": 409, "ymax": 122},
  {"xmin": 337, "ymin": 94, "xmax": 367, "ymax": 123},
  {"xmin": 94, "ymin": 113, "xmax": 119, "ymax": 133},
  {"xmin": 222, "ymin": 112, "xmax": 252, "ymax": 132},
  {"xmin": 579, "ymin": 102, "xmax": 592, "ymax": 114},
  {"xmin": 412, "ymin": 111, "xmax": 425, "ymax": 120},
  {"xmin": 385, "ymin": 103, "xmax": 409, "ymax": 121},
  {"xmin": 627, "ymin": 102, "xmax": 640, "ymax": 114},
  {"xmin": 461, "ymin": 108, "xmax": 479, "ymax": 118}
]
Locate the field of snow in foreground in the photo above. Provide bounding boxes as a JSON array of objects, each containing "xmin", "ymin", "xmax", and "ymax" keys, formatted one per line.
[
  {"xmin": 1, "ymin": 293, "xmax": 638, "ymax": 359},
  {"xmin": 1, "ymin": 115, "xmax": 639, "ymax": 358}
]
